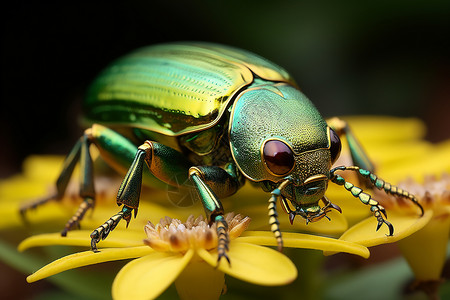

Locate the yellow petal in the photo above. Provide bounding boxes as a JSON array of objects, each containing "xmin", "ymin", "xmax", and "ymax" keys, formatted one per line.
[
  {"xmin": 378, "ymin": 140, "xmax": 450, "ymax": 183},
  {"xmin": 364, "ymin": 140, "xmax": 432, "ymax": 168},
  {"xmin": 0, "ymin": 175, "xmax": 52, "ymax": 201},
  {"xmin": 342, "ymin": 116, "xmax": 426, "ymax": 142},
  {"xmin": 175, "ymin": 259, "xmax": 225, "ymax": 300},
  {"xmin": 238, "ymin": 231, "xmax": 370, "ymax": 258},
  {"xmin": 0, "ymin": 201, "xmax": 70, "ymax": 230},
  {"xmin": 329, "ymin": 210, "xmax": 433, "ymax": 250},
  {"xmin": 18, "ymin": 230, "xmax": 146, "ymax": 251},
  {"xmin": 27, "ymin": 246, "xmax": 153, "ymax": 283},
  {"xmin": 197, "ymin": 242, "xmax": 297, "ymax": 286},
  {"xmin": 112, "ymin": 249, "xmax": 194, "ymax": 300},
  {"xmin": 21, "ymin": 155, "xmax": 71, "ymax": 180},
  {"xmin": 397, "ymin": 207, "xmax": 450, "ymax": 281}
]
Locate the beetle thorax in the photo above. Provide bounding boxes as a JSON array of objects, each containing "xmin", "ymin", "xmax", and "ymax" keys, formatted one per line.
[{"xmin": 229, "ymin": 82, "xmax": 330, "ymax": 183}]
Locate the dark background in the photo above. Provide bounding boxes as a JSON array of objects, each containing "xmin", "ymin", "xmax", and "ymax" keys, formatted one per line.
[{"xmin": 2, "ymin": 0, "xmax": 450, "ymax": 178}]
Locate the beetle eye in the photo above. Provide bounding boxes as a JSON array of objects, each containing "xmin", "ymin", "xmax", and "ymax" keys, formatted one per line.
[
  {"xmin": 263, "ymin": 140, "xmax": 295, "ymax": 175},
  {"xmin": 329, "ymin": 128, "xmax": 341, "ymax": 163}
]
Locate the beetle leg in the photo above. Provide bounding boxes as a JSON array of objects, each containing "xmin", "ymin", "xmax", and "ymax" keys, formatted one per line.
[
  {"xmin": 90, "ymin": 206, "xmax": 133, "ymax": 252},
  {"xmin": 329, "ymin": 168, "xmax": 393, "ymax": 235},
  {"xmin": 268, "ymin": 191, "xmax": 283, "ymax": 251},
  {"xmin": 330, "ymin": 166, "xmax": 423, "ymax": 235},
  {"xmin": 20, "ymin": 139, "xmax": 82, "ymax": 220},
  {"xmin": 21, "ymin": 129, "xmax": 101, "ymax": 235},
  {"xmin": 332, "ymin": 166, "xmax": 424, "ymax": 215},
  {"xmin": 267, "ymin": 179, "xmax": 292, "ymax": 251},
  {"xmin": 90, "ymin": 139, "xmax": 192, "ymax": 251},
  {"xmin": 327, "ymin": 117, "xmax": 374, "ymax": 173},
  {"xmin": 189, "ymin": 166, "xmax": 242, "ymax": 265},
  {"xmin": 89, "ymin": 148, "xmax": 147, "ymax": 251},
  {"xmin": 61, "ymin": 132, "xmax": 97, "ymax": 236}
]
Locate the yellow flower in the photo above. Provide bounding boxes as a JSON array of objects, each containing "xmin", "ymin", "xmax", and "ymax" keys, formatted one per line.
[
  {"xmin": 9, "ymin": 116, "xmax": 446, "ymax": 299},
  {"xmin": 391, "ymin": 174, "xmax": 450, "ymax": 296},
  {"xmin": 322, "ymin": 116, "xmax": 450, "ymax": 298},
  {"xmin": 324, "ymin": 116, "xmax": 433, "ymax": 226},
  {"xmin": 0, "ymin": 155, "xmax": 75, "ymax": 231},
  {"xmin": 20, "ymin": 213, "xmax": 369, "ymax": 300}
]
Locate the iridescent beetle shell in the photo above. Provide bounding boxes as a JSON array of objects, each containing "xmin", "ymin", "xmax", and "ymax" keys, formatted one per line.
[
  {"xmin": 229, "ymin": 84, "xmax": 331, "ymax": 184},
  {"xmin": 83, "ymin": 43, "xmax": 295, "ymax": 136},
  {"xmin": 83, "ymin": 42, "xmax": 339, "ymax": 226}
]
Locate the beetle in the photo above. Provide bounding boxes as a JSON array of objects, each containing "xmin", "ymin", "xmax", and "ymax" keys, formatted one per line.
[{"xmin": 21, "ymin": 42, "xmax": 424, "ymax": 262}]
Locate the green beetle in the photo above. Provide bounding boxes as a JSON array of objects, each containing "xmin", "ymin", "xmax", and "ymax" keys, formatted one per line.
[{"xmin": 21, "ymin": 42, "xmax": 423, "ymax": 262}]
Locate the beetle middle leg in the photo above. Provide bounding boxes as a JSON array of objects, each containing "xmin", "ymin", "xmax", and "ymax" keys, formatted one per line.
[
  {"xmin": 189, "ymin": 166, "xmax": 241, "ymax": 264},
  {"xmin": 90, "ymin": 139, "xmax": 191, "ymax": 251},
  {"xmin": 90, "ymin": 140, "xmax": 241, "ymax": 263}
]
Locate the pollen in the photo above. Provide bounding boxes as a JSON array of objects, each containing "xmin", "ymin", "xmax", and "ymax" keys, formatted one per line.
[{"xmin": 143, "ymin": 213, "xmax": 251, "ymax": 253}]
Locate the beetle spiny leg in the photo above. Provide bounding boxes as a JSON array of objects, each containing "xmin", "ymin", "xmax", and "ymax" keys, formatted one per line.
[
  {"xmin": 268, "ymin": 193, "xmax": 283, "ymax": 251},
  {"xmin": 267, "ymin": 178, "xmax": 292, "ymax": 251},
  {"xmin": 331, "ymin": 165, "xmax": 424, "ymax": 215},
  {"xmin": 61, "ymin": 197, "xmax": 95, "ymax": 236},
  {"xmin": 367, "ymin": 172, "xmax": 424, "ymax": 216},
  {"xmin": 330, "ymin": 168, "xmax": 394, "ymax": 236},
  {"xmin": 90, "ymin": 206, "xmax": 132, "ymax": 252},
  {"xmin": 340, "ymin": 166, "xmax": 425, "ymax": 216},
  {"xmin": 215, "ymin": 215, "xmax": 230, "ymax": 266}
]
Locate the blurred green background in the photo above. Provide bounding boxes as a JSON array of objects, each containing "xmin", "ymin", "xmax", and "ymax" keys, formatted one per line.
[
  {"xmin": 2, "ymin": 0, "xmax": 449, "ymax": 178},
  {"xmin": 1, "ymin": 1, "xmax": 449, "ymax": 298}
]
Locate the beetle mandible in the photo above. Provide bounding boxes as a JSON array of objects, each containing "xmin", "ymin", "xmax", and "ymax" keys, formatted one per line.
[{"xmin": 21, "ymin": 42, "xmax": 424, "ymax": 262}]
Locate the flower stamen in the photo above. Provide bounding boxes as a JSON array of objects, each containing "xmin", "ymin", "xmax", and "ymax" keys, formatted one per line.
[{"xmin": 144, "ymin": 213, "xmax": 251, "ymax": 254}]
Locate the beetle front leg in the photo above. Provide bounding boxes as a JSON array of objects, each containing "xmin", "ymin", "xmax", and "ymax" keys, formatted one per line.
[
  {"xmin": 330, "ymin": 167, "xmax": 394, "ymax": 235},
  {"xmin": 90, "ymin": 140, "xmax": 191, "ymax": 251},
  {"xmin": 333, "ymin": 166, "xmax": 424, "ymax": 215},
  {"xmin": 267, "ymin": 179, "xmax": 292, "ymax": 252},
  {"xmin": 189, "ymin": 166, "xmax": 242, "ymax": 265}
]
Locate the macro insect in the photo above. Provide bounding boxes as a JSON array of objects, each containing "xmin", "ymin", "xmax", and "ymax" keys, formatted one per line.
[{"xmin": 21, "ymin": 42, "xmax": 424, "ymax": 262}]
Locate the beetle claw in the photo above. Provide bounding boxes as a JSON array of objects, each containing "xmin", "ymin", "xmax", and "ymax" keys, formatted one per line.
[
  {"xmin": 89, "ymin": 207, "xmax": 132, "ymax": 252},
  {"xmin": 217, "ymin": 251, "xmax": 231, "ymax": 267}
]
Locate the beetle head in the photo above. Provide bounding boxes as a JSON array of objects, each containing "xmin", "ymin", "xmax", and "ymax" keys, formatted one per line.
[{"xmin": 229, "ymin": 83, "xmax": 342, "ymax": 223}]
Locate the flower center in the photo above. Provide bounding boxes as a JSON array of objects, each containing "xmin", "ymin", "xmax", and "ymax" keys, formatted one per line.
[{"xmin": 144, "ymin": 213, "xmax": 250, "ymax": 253}]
